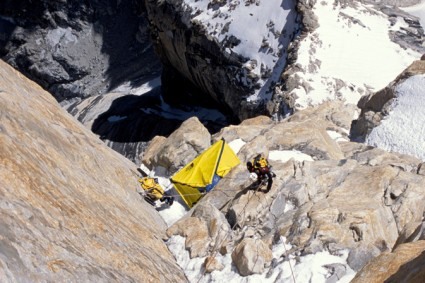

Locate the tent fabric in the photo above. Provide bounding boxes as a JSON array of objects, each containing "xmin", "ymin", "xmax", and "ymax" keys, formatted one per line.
[{"xmin": 171, "ymin": 139, "xmax": 240, "ymax": 208}]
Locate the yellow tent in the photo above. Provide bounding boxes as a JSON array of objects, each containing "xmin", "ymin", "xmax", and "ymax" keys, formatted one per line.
[{"xmin": 171, "ymin": 139, "xmax": 240, "ymax": 208}]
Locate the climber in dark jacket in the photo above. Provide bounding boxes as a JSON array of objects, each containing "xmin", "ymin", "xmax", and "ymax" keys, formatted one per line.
[{"xmin": 246, "ymin": 154, "xmax": 275, "ymax": 192}]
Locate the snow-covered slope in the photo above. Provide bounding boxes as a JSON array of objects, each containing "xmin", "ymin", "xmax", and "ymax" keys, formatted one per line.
[
  {"xmin": 285, "ymin": 0, "xmax": 422, "ymax": 110},
  {"xmin": 366, "ymin": 74, "xmax": 425, "ymax": 160}
]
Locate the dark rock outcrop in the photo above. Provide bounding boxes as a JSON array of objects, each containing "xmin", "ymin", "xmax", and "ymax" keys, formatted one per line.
[
  {"xmin": 0, "ymin": 0, "xmax": 161, "ymax": 102},
  {"xmin": 379, "ymin": 6, "xmax": 425, "ymax": 55},
  {"xmin": 144, "ymin": 0, "xmax": 300, "ymax": 120}
]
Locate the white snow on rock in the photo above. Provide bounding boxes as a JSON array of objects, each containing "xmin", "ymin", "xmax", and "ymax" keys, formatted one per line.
[
  {"xmin": 366, "ymin": 74, "xmax": 425, "ymax": 161},
  {"xmin": 269, "ymin": 150, "xmax": 314, "ymax": 163},
  {"xmin": 184, "ymin": 0, "xmax": 298, "ymax": 101},
  {"xmin": 292, "ymin": 1, "xmax": 421, "ymax": 109},
  {"xmin": 229, "ymin": 138, "xmax": 246, "ymax": 154},
  {"xmin": 166, "ymin": 235, "xmax": 355, "ymax": 283}
]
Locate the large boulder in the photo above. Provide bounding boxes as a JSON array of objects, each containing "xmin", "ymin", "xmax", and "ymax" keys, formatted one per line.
[
  {"xmin": 231, "ymin": 238, "xmax": 273, "ymax": 276},
  {"xmin": 0, "ymin": 0, "xmax": 161, "ymax": 101},
  {"xmin": 167, "ymin": 202, "xmax": 232, "ymax": 258},
  {"xmin": 166, "ymin": 217, "xmax": 210, "ymax": 258},
  {"xmin": 141, "ymin": 116, "xmax": 211, "ymax": 174}
]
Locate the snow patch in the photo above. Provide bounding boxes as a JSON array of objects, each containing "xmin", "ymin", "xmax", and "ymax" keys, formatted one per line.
[
  {"xmin": 327, "ymin": 130, "xmax": 349, "ymax": 142},
  {"xmin": 112, "ymin": 76, "xmax": 161, "ymax": 95},
  {"xmin": 166, "ymin": 235, "xmax": 355, "ymax": 283},
  {"xmin": 269, "ymin": 150, "xmax": 314, "ymax": 162},
  {"xmin": 228, "ymin": 138, "xmax": 246, "ymax": 154}
]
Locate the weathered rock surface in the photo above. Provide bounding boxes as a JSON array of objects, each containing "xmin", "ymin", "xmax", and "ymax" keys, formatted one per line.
[
  {"xmin": 203, "ymin": 256, "xmax": 224, "ymax": 273},
  {"xmin": 0, "ymin": 60, "xmax": 186, "ymax": 282},
  {"xmin": 146, "ymin": 99, "xmax": 425, "ymax": 277}
]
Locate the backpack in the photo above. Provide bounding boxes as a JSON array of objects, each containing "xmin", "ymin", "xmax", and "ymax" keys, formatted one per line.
[
  {"xmin": 253, "ymin": 155, "xmax": 268, "ymax": 168},
  {"xmin": 138, "ymin": 177, "xmax": 165, "ymax": 200},
  {"xmin": 139, "ymin": 177, "xmax": 156, "ymax": 190}
]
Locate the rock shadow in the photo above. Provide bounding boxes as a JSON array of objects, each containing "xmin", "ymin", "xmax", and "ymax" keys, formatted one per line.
[
  {"xmin": 91, "ymin": 86, "xmax": 236, "ymax": 143},
  {"xmin": 94, "ymin": 1, "xmax": 163, "ymax": 92}
]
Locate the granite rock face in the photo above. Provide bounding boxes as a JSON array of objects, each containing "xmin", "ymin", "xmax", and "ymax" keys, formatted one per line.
[{"xmin": 0, "ymin": 60, "xmax": 187, "ymax": 282}]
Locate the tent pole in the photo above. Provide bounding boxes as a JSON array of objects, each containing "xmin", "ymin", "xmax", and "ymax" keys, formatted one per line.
[{"xmin": 214, "ymin": 138, "xmax": 226, "ymax": 175}]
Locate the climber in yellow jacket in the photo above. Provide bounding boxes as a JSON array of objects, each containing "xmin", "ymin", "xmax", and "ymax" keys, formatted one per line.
[{"xmin": 138, "ymin": 177, "xmax": 174, "ymax": 206}]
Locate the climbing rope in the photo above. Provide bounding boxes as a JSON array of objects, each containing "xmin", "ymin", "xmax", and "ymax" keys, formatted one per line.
[
  {"xmin": 195, "ymin": 183, "xmax": 262, "ymax": 283},
  {"xmin": 137, "ymin": 173, "xmax": 296, "ymax": 282},
  {"xmin": 193, "ymin": 180, "xmax": 296, "ymax": 283},
  {"xmin": 283, "ymin": 238, "xmax": 297, "ymax": 283}
]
